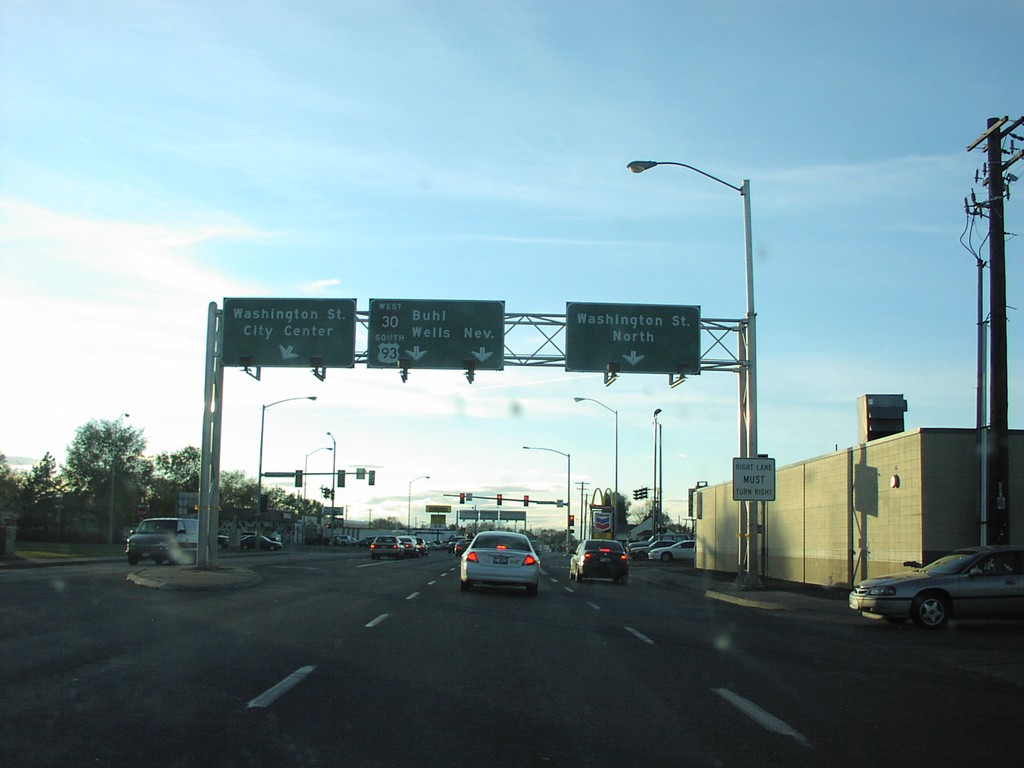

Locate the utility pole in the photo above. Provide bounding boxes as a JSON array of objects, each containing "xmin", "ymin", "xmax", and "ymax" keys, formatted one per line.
[{"xmin": 967, "ymin": 115, "xmax": 1023, "ymax": 544}]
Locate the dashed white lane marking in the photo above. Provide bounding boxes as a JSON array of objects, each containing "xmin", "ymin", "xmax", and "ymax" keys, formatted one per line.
[
  {"xmin": 586, "ymin": 601, "xmax": 601, "ymax": 611},
  {"xmin": 427, "ymin": 580, "xmax": 437, "ymax": 585},
  {"xmin": 625, "ymin": 627, "xmax": 655, "ymax": 645},
  {"xmin": 247, "ymin": 665, "xmax": 316, "ymax": 709},
  {"xmin": 406, "ymin": 592, "xmax": 420, "ymax": 600},
  {"xmin": 365, "ymin": 614, "xmax": 389, "ymax": 628},
  {"xmin": 713, "ymin": 688, "xmax": 810, "ymax": 747}
]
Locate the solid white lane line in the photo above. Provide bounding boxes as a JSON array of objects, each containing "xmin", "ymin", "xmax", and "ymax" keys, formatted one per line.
[
  {"xmin": 365, "ymin": 614, "xmax": 389, "ymax": 628},
  {"xmin": 247, "ymin": 665, "xmax": 315, "ymax": 709},
  {"xmin": 406, "ymin": 592, "xmax": 420, "ymax": 600},
  {"xmin": 713, "ymin": 688, "xmax": 810, "ymax": 747},
  {"xmin": 625, "ymin": 627, "xmax": 655, "ymax": 645}
]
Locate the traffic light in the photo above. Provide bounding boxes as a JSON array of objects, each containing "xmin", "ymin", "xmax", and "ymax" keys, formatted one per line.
[
  {"xmin": 459, "ymin": 493, "xmax": 466, "ymax": 504},
  {"xmin": 523, "ymin": 495, "xmax": 529, "ymax": 507},
  {"xmin": 337, "ymin": 470, "xmax": 346, "ymax": 487},
  {"xmin": 321, "ymin": 486, "xmax": 331, "ymax": 500},
  {"xmin": 633, "ymin": 487, "xmax": 649, "ymax": 500},
  {"xmin": 568, "ymin": 514, "xmax": 575, "ymax": 533},
  {"xmin": 367, "ymin": 470, "xmax": 376, "ymax": 486},
  {"xmin": 294, "ymin": 470, "xmax": 303, "ymax": 488},
  {"xmin": 496, "ymin": 494, "xmax": 502, "ymax": 506}
]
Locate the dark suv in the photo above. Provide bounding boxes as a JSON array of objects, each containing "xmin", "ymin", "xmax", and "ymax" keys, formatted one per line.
[{"xmin": 570, "ymin": 539, "xmax": 629, "ymax": 584}]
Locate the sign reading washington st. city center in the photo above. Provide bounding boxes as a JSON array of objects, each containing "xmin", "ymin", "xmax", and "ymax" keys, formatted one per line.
[
  {"xmin": 367, "ymin": 299, "xmax": 505, "ymax": 370},
  {"xmin": 565, "ymin": 302, "xmax": 701, "ymax": 375},
  {"xmin": 222, "ymin": 298, "xmax": 358, "ymax": 367}
]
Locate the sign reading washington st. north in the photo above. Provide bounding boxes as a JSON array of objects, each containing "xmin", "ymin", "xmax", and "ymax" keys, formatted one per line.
[
  {"xmin": 565, "ymin": 302, "xmax": 701, "ymax": 375},
  {"xmin": 221, "ymin": 298, "xmax": 702, "ymax": 376},
  {"xmin": 367, "ymin": 299, "xmax": 505, "ymax": 370},
  {"xmin": 222, "ymin": 298, "xmax": 358, "ymax": 367}
]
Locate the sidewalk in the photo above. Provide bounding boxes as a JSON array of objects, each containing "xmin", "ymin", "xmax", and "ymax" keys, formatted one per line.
[{"xmin": 628, "ymin": 560, "xmax": 852, "ymax": 619}]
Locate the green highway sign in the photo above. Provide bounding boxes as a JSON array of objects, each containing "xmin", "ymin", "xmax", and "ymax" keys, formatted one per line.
[
  {"xmin": 367, "ymin": 299, "xmax": 505, "ymax": 370},
  {"xmin": 565, "ymin": 302, "xmax": 701, "ymax": 375},
  {"xmin": 222, "ymin": 298, "xmax": 357, "ymax": 368}
]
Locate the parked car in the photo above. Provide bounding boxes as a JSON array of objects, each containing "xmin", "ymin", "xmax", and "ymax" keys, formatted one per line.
[
  {"xmin": 241, "ymin": 534, "xmax": 283, "ymax": 551},
  {"xmin": 369, "ymin": 535, "xmax": 404, "ymax": 560},
  {"xmin": 848, "ymin": 545, "xmax": 1024, "ymax": 629},
  {"xmin": 648, "ymin": 540, "xmax": 695, "ymax": 562},
  {"xmin": 125, "ymin": 517, "xmax": 199, "ymax": 565},
  {"xmin": 570, "ymin": 539, "xmax": 629, "ymax": 584},
  {"xmin": 217, "ymin": 534, "xmax": 229, "ymax": 550},
  {"xmin": 628, "ymin": 538, "xmax": 683, "ymax": 560},
  {"xmin": 460, "ymin": 531, "xmax": 540, "ymax": 595},
  {"xmin": 329, "ymin": 534, "xmax": 358, "ymax": 546}
]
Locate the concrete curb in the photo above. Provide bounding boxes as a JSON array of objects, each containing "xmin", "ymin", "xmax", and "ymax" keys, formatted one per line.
[{"xmin": 705, "ymin": 589, "xmax": 790, "ymax": 611}]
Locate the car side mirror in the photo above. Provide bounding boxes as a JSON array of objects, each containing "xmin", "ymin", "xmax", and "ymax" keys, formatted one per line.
[{"xmin": 967, "ymin": 566, "xmax": 983, "ymax": 577}]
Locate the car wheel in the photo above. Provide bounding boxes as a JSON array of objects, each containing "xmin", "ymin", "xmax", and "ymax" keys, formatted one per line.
[
  {"xmin": 127, "ymin": 555, "xmax": 139, "ymax": 565},
  {"xmin": 460, "ymin": 580, "xmax": 471, "ymax": 592},
  {"xmin": 911, "ymin": 593, "xmax": 950, "ymax": 629},
  {"xmin": 660, "ymin": 552, "xmax": 672, "ymax": 561}
]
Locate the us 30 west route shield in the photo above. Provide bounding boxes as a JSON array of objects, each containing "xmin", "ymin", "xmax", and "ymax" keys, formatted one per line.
[
  {"xmin": 565, "ymin": 302, "xmax": 701, "ymax": 375},
  {"xmin": 222, "ymin": 298, "xmax": 357, "ymax": 368},
  {"xmin": 367, "ymin": 299, "xmax": 505, "ymax": 370}
]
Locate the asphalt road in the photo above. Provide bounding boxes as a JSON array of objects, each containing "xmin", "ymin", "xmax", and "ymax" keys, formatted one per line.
[{"xmin": 3, "ymin": 549, "xmax": 1024, "ymax": 767}]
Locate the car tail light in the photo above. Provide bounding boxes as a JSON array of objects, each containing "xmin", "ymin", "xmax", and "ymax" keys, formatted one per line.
[
  {"xmin": 466, "ymin": 551, "xmax": 479, "ymax": 562},
  {"xmin": 583, "ymin": 552, "xmax": 593, "ymax": 560},
  {"xmin": 599, "ymin": 547, "xmax": 611, "ymax": 553},
  {"xmin": 522, "ymin": 554, "xmax": 537, "ymax": 566}
]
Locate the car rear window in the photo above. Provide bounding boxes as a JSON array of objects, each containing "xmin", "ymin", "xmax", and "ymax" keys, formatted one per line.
[
  {"xmin": 136, "ymin": 520, "xmax": 177, "ymax": 534},
  {"xmin": 473, "ymin": 535, "xmax": 532, "ymax": 552},
  {"xmin": 585, "ymin": 541, "xmax": 624, "ymax": 552}
]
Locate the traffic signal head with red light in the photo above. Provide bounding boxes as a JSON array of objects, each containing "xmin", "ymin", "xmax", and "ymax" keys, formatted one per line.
[
  {"xmin": 496, "ymin": 494, "xmax": 502, "ymax": 506},
  {"xmin": 459, "ymin": 493, "xmax": 466, "ymax": 504},
  {"xmin": 523, "ymin": 495, "xmax": 529, "ymax": 507}
]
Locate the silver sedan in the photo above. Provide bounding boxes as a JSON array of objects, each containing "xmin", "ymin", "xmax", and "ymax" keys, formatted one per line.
[
  {"xmin": 848, "ymin": 545, "xmax": 1024, "ymax": 629},
  {"xmin": 460, "ymin": 531, "xmax": 540, "ymax": 596}
]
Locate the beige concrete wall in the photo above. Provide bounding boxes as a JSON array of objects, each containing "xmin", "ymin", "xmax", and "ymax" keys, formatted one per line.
[{"xmin": 694, "ymin": 428, "xmax": 1023, "ymax": 589}]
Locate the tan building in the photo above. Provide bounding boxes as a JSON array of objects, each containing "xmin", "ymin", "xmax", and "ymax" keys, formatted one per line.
[{"xmin": 694, "ymin": 428, "xmax": 1024, "ymax": 589}]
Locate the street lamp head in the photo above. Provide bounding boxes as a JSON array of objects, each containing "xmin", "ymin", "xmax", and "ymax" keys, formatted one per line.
[
  {"xmin": 573, "ymin": 397, "xmax": 585, "ymax": 402},
  {"xmin": 654, "ymin": 408, "xmax": 662, "ymax": 417},
  {"xmin": 627, "ymin": 160, "xmax": 658, "ymax": 174},
  {"xmin": 307, "ymin": 396, "xmax": 317, "ymax": 401}
]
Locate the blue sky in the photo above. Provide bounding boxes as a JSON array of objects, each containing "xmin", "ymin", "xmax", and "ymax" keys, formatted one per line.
[{"xmin": 1, "ymin": 1, "xmax": 1021, "ymax": 530}]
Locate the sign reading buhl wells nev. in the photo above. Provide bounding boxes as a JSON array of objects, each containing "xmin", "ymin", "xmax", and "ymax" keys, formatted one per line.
[
  {"xmin": 222, "ymin": 298, "xmax": 358, "ymax": 368},
  {"xmin": 565, "ymin": 302, "xmax": 701, "ymax": 375}
]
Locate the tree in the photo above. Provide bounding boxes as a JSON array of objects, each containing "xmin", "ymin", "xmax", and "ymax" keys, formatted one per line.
[
  {"xmin": 0, "ymin": 453, "xmax": 25, "ymax": 519},
  {"xmin": 218, "ymin": 470, "xmax": 257, "ymax": 511},
  {"xmin": 17, "ymin": 453, "xmax": 65, "ymax": 540},
  {"xmin": 370, "ymin": 516, "xmax": 404, "ymax": 530},
  {"xmin": 62, "ymin": 419, "xmax": 149, "ymax": 542},
  {"xmin": 148, "ymin": 446, "xmax": 201, "ymax": 514}
]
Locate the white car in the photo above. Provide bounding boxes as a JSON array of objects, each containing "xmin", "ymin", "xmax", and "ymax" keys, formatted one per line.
[
  {"xmin": 460, "ymin": 531, "xmax": 540, "ymax": 595},
  {"xmin": 648, "ymin": 539, "xmax": 695, "ymax": 562}
]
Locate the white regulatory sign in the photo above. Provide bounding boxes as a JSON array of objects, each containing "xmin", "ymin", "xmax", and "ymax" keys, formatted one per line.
[{"xmin": 732, "ymin": 457, "xmax": 776, "ymax": 502}]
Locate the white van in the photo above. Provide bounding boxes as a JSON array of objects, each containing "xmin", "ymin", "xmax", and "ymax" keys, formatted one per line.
[{"xmin": 125, "ymin": 517, "xmax": 199, "ymax": 565}]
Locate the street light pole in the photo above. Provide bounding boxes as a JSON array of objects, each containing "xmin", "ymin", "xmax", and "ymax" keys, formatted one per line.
[
  {"xmin": 108, "ymin": 413, "xmax": 129, "ymax": 545},
  {"xmin": 628, "ymin": 159, "xmax": 760, "ymax": 588},
  {"xmin": 257, "ymin": 397, "xmax": 317, "ymax": 540},
  {"xmin": 408, "ymin": 475, "xmax": 430, "ymax": 530},
  {"xmin": 523, "ymin": 446, "xmax": 571, "ymax": 551},
  {"xmin": 327, "ymin": 431, "xmax": 336, "ymax": 543},
  {"xmin": 653, "ymin": 409, "xmax": 661, "ymax": 537},
  {"xmin": 573, "ymin": 397, "xmax": 618, "ymax": 532},
  {"xmin": 303, "ymin": 446, "xmax": 332, "ymax": 500}
]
